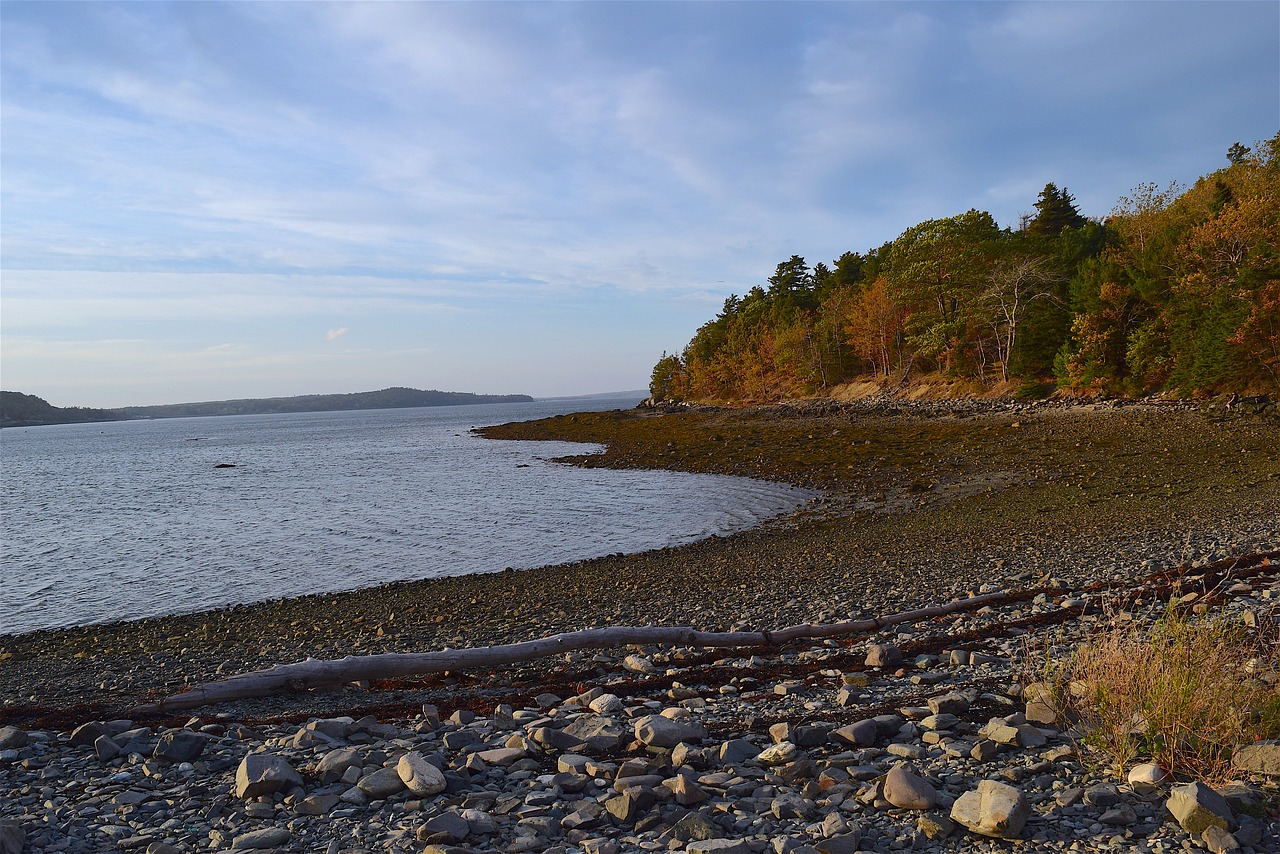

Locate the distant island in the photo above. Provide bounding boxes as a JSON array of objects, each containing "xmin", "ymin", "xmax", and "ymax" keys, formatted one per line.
[
  {"xmin": 0, "ymin": 387, "xmax": 535, "ymax": 428},
  {"xmin": 0, "ymin": 392, "xmax": 132, "ymax": 428}
]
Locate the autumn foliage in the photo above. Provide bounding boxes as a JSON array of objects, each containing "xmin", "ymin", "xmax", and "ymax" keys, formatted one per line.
[{"xmin": 653, "ymin": 135, "xmax": 1279, "ymax": 401}]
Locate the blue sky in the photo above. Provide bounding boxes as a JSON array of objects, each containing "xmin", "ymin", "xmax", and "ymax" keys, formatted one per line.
[{"xmin": 2, "ymin": 1, "xmax": 1276, "ymax": 407}]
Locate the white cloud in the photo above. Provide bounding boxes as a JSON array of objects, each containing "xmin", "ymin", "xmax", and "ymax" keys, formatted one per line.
[
  {"xmin": 326, "ymin": 327, "xmax": 348, "ymax": 342},
  {"xmin": 3, "ymin": 1, "xmax": 1276, "ymax": 405}
]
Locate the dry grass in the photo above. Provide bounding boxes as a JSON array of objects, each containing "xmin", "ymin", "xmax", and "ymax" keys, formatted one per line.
[{"xmin": 1044, "ymin": 600, "xmax": 1280, "ymax": 782}]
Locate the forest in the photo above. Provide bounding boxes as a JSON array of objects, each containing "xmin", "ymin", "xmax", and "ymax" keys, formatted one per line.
[{"xmin": 651, "ymin": 135, "xmax": 1279, "ymax": 402}]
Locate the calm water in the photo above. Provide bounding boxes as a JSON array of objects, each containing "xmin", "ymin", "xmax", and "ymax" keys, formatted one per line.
[{"xmin": 0, "ymin": 396, "xmax": 812, "ymax": 635}]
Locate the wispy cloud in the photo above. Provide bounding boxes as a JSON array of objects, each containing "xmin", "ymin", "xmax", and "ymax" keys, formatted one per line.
[
  {"xmin": 3, "ymin": 1, "xmax": 1275, "ymax": 405},
  {"xmin": 326, "ymin": 327, "xmax": 348, "ymax": 342}
]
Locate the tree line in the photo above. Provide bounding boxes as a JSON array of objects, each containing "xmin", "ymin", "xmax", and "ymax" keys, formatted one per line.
[{"xmin": 651, "ymin": 135, "xmax": 1279, "ymax": 401}]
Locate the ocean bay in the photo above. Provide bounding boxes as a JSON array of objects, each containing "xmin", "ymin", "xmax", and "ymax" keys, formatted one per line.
[{"xmin": 0, "ymin": 395, "xmax": 812, "ymax": 635}]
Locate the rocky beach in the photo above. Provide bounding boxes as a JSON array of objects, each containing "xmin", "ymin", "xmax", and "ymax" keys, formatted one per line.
[{"xmin": 2, "ymin": 397, "xmax": 1278, "ymax": 854}]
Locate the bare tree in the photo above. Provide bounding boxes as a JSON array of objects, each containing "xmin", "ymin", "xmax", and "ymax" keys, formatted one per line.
[{"xmin": 981, "ymin": 255, "xmax": 1064, "ymax": 381}]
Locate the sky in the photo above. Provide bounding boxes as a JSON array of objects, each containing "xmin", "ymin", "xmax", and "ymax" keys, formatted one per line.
[{"xmin": 2, "ymin": 1, "xmax": 1277, "ymax": 408}]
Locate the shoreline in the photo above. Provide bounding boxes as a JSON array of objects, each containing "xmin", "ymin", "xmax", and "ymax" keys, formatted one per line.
[
  {"xmin": 2, "ymin": 400, "xmax": 1279, "ymax": 854},
  {"xmin": 2, "ymin": 400, "xmax": 1277, "ymax": 726}
]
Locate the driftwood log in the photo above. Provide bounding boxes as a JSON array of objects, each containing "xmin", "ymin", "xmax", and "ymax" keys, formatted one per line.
[{"xmin": 137, "ymin": 591, "xmax": 1014, "ymax": 714}]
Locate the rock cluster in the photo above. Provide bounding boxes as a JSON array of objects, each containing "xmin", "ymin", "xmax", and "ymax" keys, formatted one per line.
[{"xmin": 3, "ymin": 566, "xmax": 1278, "ymax": 854}]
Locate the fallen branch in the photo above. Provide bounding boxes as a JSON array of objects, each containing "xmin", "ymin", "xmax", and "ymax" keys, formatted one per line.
[{"xmin": 138, "ymin": 590, "xmax": 1013, "ymax": 714}]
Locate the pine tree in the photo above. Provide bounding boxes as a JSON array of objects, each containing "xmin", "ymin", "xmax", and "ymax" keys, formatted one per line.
[{"xmin": 1028, "ymin": 183, "xmax": 1086, "ymax": 236}]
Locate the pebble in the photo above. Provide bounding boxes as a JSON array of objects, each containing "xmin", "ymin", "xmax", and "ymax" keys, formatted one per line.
[{"xmin": 3, "ymin": 564, "xmax": 1278, "ymax": 854}]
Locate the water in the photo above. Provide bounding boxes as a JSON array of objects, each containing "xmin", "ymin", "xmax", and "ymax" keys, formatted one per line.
[{"xmin": 0, "ymin": 395, "xmax": 812, "ymax": 635}]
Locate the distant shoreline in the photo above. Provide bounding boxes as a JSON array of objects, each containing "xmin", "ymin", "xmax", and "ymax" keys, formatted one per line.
[{"xmin": 0, "ymin": 387, "xmax": 536, "ymax": 428}]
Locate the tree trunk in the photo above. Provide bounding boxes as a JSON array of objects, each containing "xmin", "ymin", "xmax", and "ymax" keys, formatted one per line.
[{"xmin": 136, "ymin": 591, "xmax": 1011, "ymax": 714}]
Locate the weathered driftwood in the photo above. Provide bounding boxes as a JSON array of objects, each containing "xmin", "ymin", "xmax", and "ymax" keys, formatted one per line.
[{"xmin": 139, "ymin": 591, "xmax": 1011, "ymax": 713}]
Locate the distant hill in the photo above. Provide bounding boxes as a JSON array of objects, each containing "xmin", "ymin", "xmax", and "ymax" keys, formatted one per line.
[
  {"xmin": 1, "ymin": 387, "xmax": 535, "ymax": 427},
  {"xmin": 117, "ymin": 387, "xmax": 535, "ymax": 419},
  {"xmin": 0, "ymin": 391, "xmax": 131, "ymax": 428}
]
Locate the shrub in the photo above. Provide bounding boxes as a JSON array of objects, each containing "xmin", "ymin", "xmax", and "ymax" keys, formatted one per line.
[{"xmin": 1042, "ymin": 599, "xmax": 1280, "ymax": 782}]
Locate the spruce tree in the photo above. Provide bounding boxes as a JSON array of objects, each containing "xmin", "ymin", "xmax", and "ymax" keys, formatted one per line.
[{"xmin": 1029, "ymin": 183, "xmax": 1086, "ymax": 236}]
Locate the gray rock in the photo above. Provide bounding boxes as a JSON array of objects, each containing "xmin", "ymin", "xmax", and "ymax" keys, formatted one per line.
[
  {"xmin": 417, "ymin": 812, "xmax": 470, "ymax": 843},
  {"xmin": 1232, "ymin": 740, "xmax": 1280, "ymax": 776},
  {"xmin": 295, "ymin": 793, "xmax": 341, "ymax": 816},
  {"xmin": 235, "ymin": 753, "xmax": 304, "ymax": 799},
  {"xmin": 1022, "ymin": 682, "xmax": 1061, "ymax": 724},
  {"xmin": 230, "ymin": 826, "xmax": 291, "ymax": 849},
  {"xmin": 792, "ymin": 724, "xmax": 830, "ymax": 747},
  {"xmin": 980, "ymin": 720, "xmax": 1020, "ymax": 746},
  {"xmin": 0, "ymin": 821, "xmax": 24, "ymax": 854},
  {"xmin": 1084, "ymin": 783, "xmax": 1119, "ymax": 807},
  {"xmin": 883, "ymin": 763, "xmax": 937, "ymax": 810},
  {"xmin": 865, "ymin": 643, "xmax": 902, "ymax": 668},
  {"xmin": 668, "ymin": 774, "xmax": 709, "ymax": 806},
  {"xmin": 1126, "ymin": 762, "xmax": 1167, "ymax": 794},
  {"xmin": 398, "ymin": 752, "xmax": 447, "ymax": 796},
  {"xmin": 970, "ymin": 739, "xmax": 999, "ymax": 761},
  {"xmin": 718, "ymin": 738, "xmax": 759, "ymax": 764},
  {"xmin": 1167, "ymin": 782, "xmax": 1234, "ymax": 835},
  {"xmin": 589, "ymin": 693, "xmax": 625, "ymax": 715},
  {"xmin": 562, "ymin": 715, "xmax": 629, "ymax": 752},
  {"xmin": 919, "ymin": 713, "xmax": 959, "ymax": 731},
  {"xmin": 830, "ymin": 719, "xmax": 878, "ymax": 747},
  {"xmin": 927, "ymin": 692, "xmax": 970, "ymax": 715},
  {"xmin": 315, "ymin": 746, "xmax": 364, "ymax": 783},
  {"xmin": 634, "ymin": 714, "xmax": 707, "ymax": 748},
  {"xmin": 622, "ymin": 654, "xmax": 654, "ymax": 674},
  {"xmin": 152, "ymin": 730, "xmax": 207, "ymax": 762},
  {"xmin": 670, "ymin": 812, "xmax": 723, "ymax": 842},
  {"xmin": 69, "ymin": 721, "xmax": 108, "ymax": 747},
  {"xmin": 917, "ymin": 811, "xmax": 955, "ymax": 840},
  {"xmin": 1217, "ymin": 781, "xmax": 1269, "ymax": 814},
  {"xmin": 475, "ymin": 746, "xmax": 525, "ymax": 766},
  {"xmin": 530, "ymin": 725, "xmax": 584, "ymax": 751},
  {"xmin": 813, "ymin": 831, "xmax": 862, "ymax": 854},
  {"xmin": 358, "ymin": 765, "xmax": 408, "ymax": 799},
  {"xmin": 872, "ymin": 714, "xmax": 904, "ymax": 736},
  {"xmin": 94, "ymin": 734, "xmax": 121, "ymax": 761},
  {"xmin": 0, "ymin": 727, "xmax": 28, "ymax": 750},
  {"xmin": 686, "ymin": 840, "xmax": 753, "ymax": 854},
  {"xmin": 950, "ymin": 779, "xmax": 1030, "ymax": 838},
  {"xmin": 1099, "ymin": 805, "xmax": 1137, "ymax": 826},
  {"xmin": 605, "ymin": 788, "xmax": 655, "ymax": 823},
  {"xmin": 1201, "ymin": 824, "xmax": 1241, "ymax": 853},
  {"xmin": 771, "ymin": 793, "xmax": 813, "ymax": 819},
  {"xmin": 757, "ymin": 741, "xmax": 797, "ymax": 765}
]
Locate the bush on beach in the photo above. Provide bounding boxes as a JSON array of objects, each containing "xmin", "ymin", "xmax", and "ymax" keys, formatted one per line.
[{"xmin": 1037, "ymin": 598, "xmax": 1280, "ymax": 783}]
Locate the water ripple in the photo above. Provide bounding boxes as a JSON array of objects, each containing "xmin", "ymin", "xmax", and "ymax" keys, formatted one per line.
[{"xmin": 0, "ymin": 397, "xmax": 812, "ymax": 634}]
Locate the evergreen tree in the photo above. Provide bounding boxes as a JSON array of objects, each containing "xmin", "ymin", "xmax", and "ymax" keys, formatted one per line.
[{"xmin": 1028, "ymin": 183, "xmax": 1087, "ymax": 236}]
